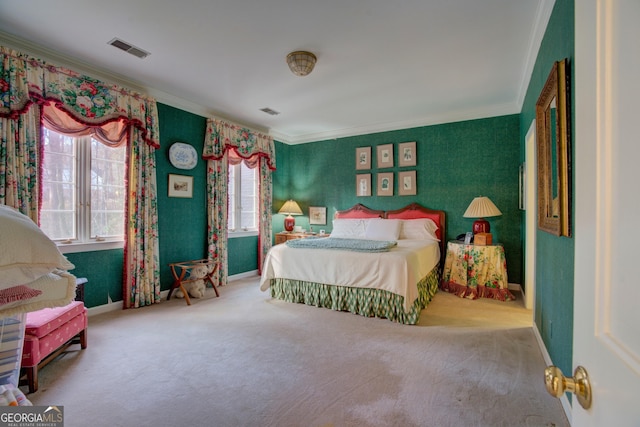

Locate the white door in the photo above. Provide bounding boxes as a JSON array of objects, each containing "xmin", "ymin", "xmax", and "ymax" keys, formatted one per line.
[{"xmin": 572, "ymin": 0, "xmax": 640, "ymax": 425}]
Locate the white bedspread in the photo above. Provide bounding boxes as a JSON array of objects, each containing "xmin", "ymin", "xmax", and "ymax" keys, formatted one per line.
[{"xmin": 260, "ymin": 239, "xmax": 440, "ymax": 311}]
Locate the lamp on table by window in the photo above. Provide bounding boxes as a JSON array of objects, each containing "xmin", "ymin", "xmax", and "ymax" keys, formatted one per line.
[
  {"xmin": 463, "ymin": 196, "xmax": 502, "ymax": 234},
  {"xmin": 278, "ymin": 200, "xmax": 303, "ymax": 232}
]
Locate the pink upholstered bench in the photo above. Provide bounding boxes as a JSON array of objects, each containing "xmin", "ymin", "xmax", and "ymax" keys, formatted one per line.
[{"xmin": 21, "ymin": 301, "xmax": 88, "ymax": 393}]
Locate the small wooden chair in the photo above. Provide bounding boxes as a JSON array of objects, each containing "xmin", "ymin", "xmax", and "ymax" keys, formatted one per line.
[{"xmin": 168, "ymin": 259, "xmax": 219, "ymax": 305}]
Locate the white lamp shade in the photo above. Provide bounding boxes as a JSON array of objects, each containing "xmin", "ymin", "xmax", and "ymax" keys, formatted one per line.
[
  {"xmin": 463, "ymin": 196, "xmax": 502, "ymax": 218},
  {"xmin": 278, "ymin": 200, "xmax": 303, "ymax": 216}
]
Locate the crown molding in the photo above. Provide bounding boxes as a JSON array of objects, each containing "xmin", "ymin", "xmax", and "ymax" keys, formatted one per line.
[
  {"xmin": 515, "ymin": 0, "xmax": 556, "ymax": 108},
  {"xmin": 272, "ymin": 101, "xmax": 520, "ymax": 145},
  {"xmin": 0, "ymin": 31, "xmax": 269, "ymax": 133}
]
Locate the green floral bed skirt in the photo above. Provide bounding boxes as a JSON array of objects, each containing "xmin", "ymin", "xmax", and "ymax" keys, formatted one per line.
[{"xmin": 269, "ymin": 266, "xmax": 440, "ymax": 325}]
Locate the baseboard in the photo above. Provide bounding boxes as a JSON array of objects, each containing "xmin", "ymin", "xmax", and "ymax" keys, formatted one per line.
[
  {"xmin": 532, "ymin": 322, "xmax": 572, "ymax": 424},
  {"xmin": 508, "ymin": 282, "xmax": 522, "ymax": 292},
  {"xmin": 86, "ymin": 299, "xmax": 123, "ymax": 317},
  {"xmin": 228, "ymin": 270, "xmax": 259, "ymax": 281},
  {"xmin": 87, "ymin": 270, "xmax": 260, "ymax": 317}
]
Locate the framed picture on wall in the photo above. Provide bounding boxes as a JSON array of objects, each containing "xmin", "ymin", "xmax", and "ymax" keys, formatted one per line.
[
  {"xmin": 398, "ymin": 171, "xmax": 416, "ymax": 196},
  {"xmin": 355, "ymin": 146, "xmax": 371, "ymax": 170},
  {"xmin": 377, "ymin": 173, "xmax": 394, "ymax": 196},
  {"xmin": 398, "ymin": 141, "xmax": 417, "ymax": 167},
  {"xmin": 168, "ymin": 174, "xmax": 193, "ymax": 198},
  {"xmin": 356, "ymin": 173, "xmax": 371, "ymax": 197},
  {"xmin": 309, "ymin": 206, "xmax": 327, "ymax": 225},
  {"xmin": 376, "ymin": 144, "xmax": 394, "ymax": 168}
]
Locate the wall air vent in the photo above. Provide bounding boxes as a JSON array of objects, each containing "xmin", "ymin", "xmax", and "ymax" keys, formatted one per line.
[
  {"xmin": 108, "ymin": 38, "xmax": 150, "ymax": 59},
  {"xmin": 260, "ymin": 107, "xmax": 280, "ymax": 116}
]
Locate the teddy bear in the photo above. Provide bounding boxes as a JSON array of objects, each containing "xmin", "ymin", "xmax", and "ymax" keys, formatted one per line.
[{"xmin": 175, "ymin": 264, "xmax": 210, "ymax": 299}]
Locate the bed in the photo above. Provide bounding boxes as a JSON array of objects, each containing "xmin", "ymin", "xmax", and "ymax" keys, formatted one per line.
[
  {"xmin": 0, "ymin": 204, "xmax": 76, "ymax": 318},
  {"xmin": 260, "ymin": 203, "xmax": 446, "ymax": 324}
]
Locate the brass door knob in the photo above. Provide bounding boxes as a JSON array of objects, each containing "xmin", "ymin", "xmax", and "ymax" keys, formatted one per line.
[{"xmin": 544, "ymin": 365, "xmax": 592, "ymax": 409}]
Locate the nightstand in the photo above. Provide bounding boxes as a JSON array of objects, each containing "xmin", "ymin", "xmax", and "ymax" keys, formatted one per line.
[{"xmin": 441, "ymin": 240, "xmax": 514, "ymax": 301}]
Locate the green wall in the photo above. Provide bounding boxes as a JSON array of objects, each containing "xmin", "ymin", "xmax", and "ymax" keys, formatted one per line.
[
  {"xmin": 65, "ymin": 249, "xmax": 123, "ymax": 307},
  {"xmin": 519, "ymin": 0, "xmax": 575, "ymax": 376},
  {"xmin": 273, "ymin": 115, "xmax": 522, "ymax": 283},
  {"xmin": 156, "ymin": 103, "xmax": 209, "ymax": 289}
]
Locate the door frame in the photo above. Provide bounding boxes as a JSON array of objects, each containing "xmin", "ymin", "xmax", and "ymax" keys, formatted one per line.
[{"xmin": 524, "ymin": 120, "xmax": 537, "ymax": 312}]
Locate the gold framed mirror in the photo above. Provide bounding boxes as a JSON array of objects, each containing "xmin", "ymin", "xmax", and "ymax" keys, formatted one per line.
[{"xmin": 536, "ymin": 58, "xmax": 571, "ymax": 236}]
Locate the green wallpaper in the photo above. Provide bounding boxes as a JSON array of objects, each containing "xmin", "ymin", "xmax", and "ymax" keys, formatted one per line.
[
  {"xmin": 519, "ymin": 0, "xmax": 575, "ymax": 377},
  {"xmin": 156, "ymin": 103, "xmax": 209, "ymax": 289},
  {"xmin": 65, "ymin": 249, "xmax": 123, "ymax": 307},
  {"xmin": 273, "ymin": 115, "xmax": 522, "ymax": 283}
]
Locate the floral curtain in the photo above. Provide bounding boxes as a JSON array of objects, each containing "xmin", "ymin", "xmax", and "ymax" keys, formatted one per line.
[
  {"xmin": 202, "ymin": 118, "xmax": 276, "ymax": 286},
  {"xmin": 0, "ymin": 46, "xmax": 161, "ymax": 308}
]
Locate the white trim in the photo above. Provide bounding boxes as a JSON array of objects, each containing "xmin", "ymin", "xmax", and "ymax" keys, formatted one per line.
[
  {"xmin": 508, "ymin": 283, "xmax": 522, "ymax": 292},
  {"xmin": 525, "ymin": 119, "xmax": 537, "ymax": 311},
  {"xmin": 228, "ymin": 230, "xmax": 259, "ymax": 239},
  {"xmin": 515, "ymin": 0, "xmax": 557, "ymax": 108},
  {"xmin": 272, "ymin": 103, "xmax": 519, "ymax": 145},
  {"xmin": 228, "ymin": 271, "xmax": 259, "ymax": 281},
  {"xmin": 87, "ymin": 270, "xmax": 260, "ymax": 316},
  {"xmin": 57, "ymin": 240, "xmax": 124, "ymax": 254},
  {"xmin": 532, "ymin": 323, "xmax": 573, "ymax": 424},
  {"xmin": 1, "ymin": 25, "xmax": 553, "ymax": 147}
]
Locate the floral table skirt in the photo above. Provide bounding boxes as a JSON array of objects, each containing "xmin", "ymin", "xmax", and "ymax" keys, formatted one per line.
[{"xmin": 441, "ymin": 241, "xmax": 515, "ymax": 301}]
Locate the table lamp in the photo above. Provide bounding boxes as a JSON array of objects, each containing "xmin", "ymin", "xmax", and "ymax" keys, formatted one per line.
[
  {"xmin": 278, "ymin": 199, "xmax": 303, "ymax": 232},
  {"xmin": 463, "ymin": 196, "xmax": 502, "ymax": 234}
]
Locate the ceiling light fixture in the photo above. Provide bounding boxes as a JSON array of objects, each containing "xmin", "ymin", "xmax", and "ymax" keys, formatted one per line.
[{"xmin": 286, "ymin": 51, "xmax": 317, "ymax": 77}]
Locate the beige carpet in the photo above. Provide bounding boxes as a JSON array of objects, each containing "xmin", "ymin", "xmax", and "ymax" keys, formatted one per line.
[{"xmin": 27, "ymin": 277, "xmax": 569, "ymax": 427}]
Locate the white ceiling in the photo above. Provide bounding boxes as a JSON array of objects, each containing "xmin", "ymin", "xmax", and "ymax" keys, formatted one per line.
[{"xmin": 0, "ymin": 0, "xmax": 553, "ymax": 144}]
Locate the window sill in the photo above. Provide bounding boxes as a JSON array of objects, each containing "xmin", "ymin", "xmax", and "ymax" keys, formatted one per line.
[
  {"xmin": 57, "ymin": 240, "xmax": 124, "ymax": 254},
  {"xmin": 228, "ymin": 230, "xmax": 258, "ymax": 239}
]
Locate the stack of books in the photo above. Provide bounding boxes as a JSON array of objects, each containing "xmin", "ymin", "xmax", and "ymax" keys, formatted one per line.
[{"xmin": 0, "ymin": 317, "xmax": 25, "ymax": 386}]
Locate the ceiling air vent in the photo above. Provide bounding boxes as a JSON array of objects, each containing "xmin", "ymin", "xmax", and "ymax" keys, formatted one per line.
[
  {"xmin": 260, "ymin": 107, "xmax": 280, "ymax": 116},
  {"xmin": 108, "ymin": 38, "xmax": 150, "ymax": 59}
]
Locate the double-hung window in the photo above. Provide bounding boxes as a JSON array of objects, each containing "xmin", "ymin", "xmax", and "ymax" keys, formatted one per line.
[
  {"xmin": 227, "ymin": 162, "xmax": 258, "ymax": 236},
  {"xmin": 40, "ymin": 127, "xmax": 126, "ymax": 252}
]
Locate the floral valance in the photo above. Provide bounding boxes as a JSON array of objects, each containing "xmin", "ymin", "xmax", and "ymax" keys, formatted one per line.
[
  {"xmin": 0, "ymin": 46, "xmax": 159, "ymax": 148},
  {"xmin": 202, "ymin": 118, "xmax": 275, "ymax": 170}
]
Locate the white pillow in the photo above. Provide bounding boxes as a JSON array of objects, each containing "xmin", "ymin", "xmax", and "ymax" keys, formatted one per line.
[
  {"xmin": 0, "ymin": 205, "xmax": 75, "ymax": 290},
  {"xmin": 364, "ymin": 218, "xmax": 401, "ymax": 241},
  {"xmin": 398, "ymin": 218, "xmax": 440, "ymax": 241},
  {"xmin": 330, "ymin": 219, "xmax": 367, "ymax": 239}
]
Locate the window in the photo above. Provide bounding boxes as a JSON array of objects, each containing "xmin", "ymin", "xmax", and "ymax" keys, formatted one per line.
[
  {"xmin": 227, "ymin": 162, "xmax": 258, "ymax": 234},
  {"xmin": 40, "ymin": 127, "xmax": 126, "ymax": 249}
]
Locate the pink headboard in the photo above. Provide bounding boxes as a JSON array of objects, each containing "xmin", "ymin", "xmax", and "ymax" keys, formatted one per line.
[
  {"xmin": 334, "ymin": 203, "xmax": 384, "ymax": 219},
  {"xmin": 386, "ymin": 203, "xmax": 446, "ymax": 262},
  {"xmin": 335, "ymin": 203, "xmax": 446, "ymax": 264},
  {"xmin": 385, "ymin": 203, "xmax": 445, "ymax": 242}
]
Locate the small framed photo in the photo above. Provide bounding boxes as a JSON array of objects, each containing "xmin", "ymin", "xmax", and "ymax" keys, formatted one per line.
[
  {"xmin": 376, "ymin": 144, "xmax": 394, "ymax": 168},
  {"xmin": 168, "ymin": 174, "xmax": 193, "ymax": 198},
  {"xmin": 377, "ymin": 173, "xmax": 394, "ymax": 196},
  {"xmin": 464, "ymin": 232, "xmax": 473, "ymax": 244},
  {"xmin": 355, "ymin": 146, "xmax": 371, "ymax": 170},
  {"xmin": 309, "ymin": 206, "xmax": 327, "ymax": 225},
  {"xmin": 398, "ymin": 171, "xmax": 416, "ymax": 196},
  {"xmin": 398, "ymin": 141, "xmax": 417, "ymax": 167},
  {"xmin": 356, "ymin": 173, "xmax": 371, "ymax": 197}
]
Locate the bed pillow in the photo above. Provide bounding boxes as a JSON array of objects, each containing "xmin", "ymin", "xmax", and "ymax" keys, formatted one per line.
[
  {"xmin": 0, "ymin": 205, "xmax": 75, "ymax": 289},
  {"xmin": 398, "ymin": 218, "xmax": 440, "ymax": 241},
  {"xmin": 330, "ymin": 219, "xmax": 367, "ymax": 239},
  {"xmin": 364, "ymin": 219, "xmax": 401, "ymax": 241}
]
